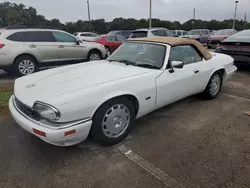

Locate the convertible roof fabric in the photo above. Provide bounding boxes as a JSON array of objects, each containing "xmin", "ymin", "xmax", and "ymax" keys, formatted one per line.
[{"xmin": 128, "ymin": 37, "xmax": 212, "ymax": 60}]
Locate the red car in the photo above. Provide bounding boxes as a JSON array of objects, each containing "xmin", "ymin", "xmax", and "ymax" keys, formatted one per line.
[
  {"xmin": 89, "ymin": 35, "xmax": 126, "ymax": 54},
  {"xmin": 207, "ymin": 29, "xmax": 237, "ymax": 49}
]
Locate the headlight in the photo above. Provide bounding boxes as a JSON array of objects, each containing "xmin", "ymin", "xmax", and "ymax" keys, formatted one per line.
[{"xmin": 33, "ymin": 102, "xmax": 60, "ymax": 121}]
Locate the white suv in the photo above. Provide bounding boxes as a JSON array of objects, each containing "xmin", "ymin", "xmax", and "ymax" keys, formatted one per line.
[
  {"xmin": 0, "ymin": 29, "xmax": 107, "ymax": 76},
  {"xmin": 73, "ymin": 32, "xmax": 100, "ymax": 41},
  {"xmin": 130, "ymin": 28, "xmax": 176, "ymax": 38}
]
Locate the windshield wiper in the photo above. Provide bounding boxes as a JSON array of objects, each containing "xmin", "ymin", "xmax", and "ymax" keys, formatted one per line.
[
  {"xmin": 136, "ymin": 63, "xmax": 159, "ymax": 69},
  {"xmin": 108, "ymin": 59, "xmax": 137, "ymax": 66}
]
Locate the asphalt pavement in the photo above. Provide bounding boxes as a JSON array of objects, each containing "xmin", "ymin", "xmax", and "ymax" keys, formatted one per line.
[{"xmin": 0, "ymin": 71, "xmax": 250, "ymax": 188}]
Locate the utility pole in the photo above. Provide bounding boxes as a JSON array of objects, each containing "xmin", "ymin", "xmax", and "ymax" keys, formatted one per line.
[
  {"xmin": 149, "ymin": 0, "xmax": 152, "ymax": 29},
  {"xmin": 192, "ymin": 8, "xmax": 196, "ymax": 29},
  {"xmin": 87, "ymin": 0, "xmax": 91, "ymax": 32},
  {"xmin": 243, "ymin": 12, "xmax": 247, "ymax": 29},
  {"xmin": 232, "ymin": 0, "xmax": 239, "ymax": 29}
]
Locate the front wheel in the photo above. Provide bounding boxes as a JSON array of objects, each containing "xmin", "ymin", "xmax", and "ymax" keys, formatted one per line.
[
  {"xmin": 88, "ymin": 50, "xmax": 102, "ymax": 61},
  {"xmin": 203, "ymin": 72, "xmax": 222, "ymax": 100},
  {"xmin": 91, "ymin": 98, "xmax": 135, "ymax": 146}
]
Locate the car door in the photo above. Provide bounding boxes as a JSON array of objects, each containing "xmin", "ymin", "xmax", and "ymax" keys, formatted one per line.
[
  {"xmin": 105, "ymin": 36, "xmax": 121, "ymax": 52},
  {"xmin": 52, "ymin": 31, "xmax": 88, "ymax": 62},
  {"xmin": 155, "ymin": 45, "xmax": 211, "ymax": 109}
]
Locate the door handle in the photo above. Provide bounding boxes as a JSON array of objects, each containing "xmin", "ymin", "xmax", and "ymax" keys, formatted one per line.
[
  {"xmin": 194, "ymin": 69, "xmax": 199, "ymax": 74},
  {"xmin": 59, "ymin": 45, "xmax": 64, "ymax": 48},
  {"xmin": 29, "ymin": 45, "xmax": 36, "ymax": 48}
]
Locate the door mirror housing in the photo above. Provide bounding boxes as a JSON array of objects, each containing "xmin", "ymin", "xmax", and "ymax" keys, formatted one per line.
[
  {"xmin": 172, "ymin": 61, "xmax": 184, "ymax": 68},
  {"xmin": 169, "ymin": 61, "xmax": 184, "ymax": 73}
]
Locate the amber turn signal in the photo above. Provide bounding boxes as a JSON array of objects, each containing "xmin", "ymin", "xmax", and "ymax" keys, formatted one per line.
[
  {"xmin": 64, "ymin": 130, "xmax": 76, "ymax": 136},
  {"xmin": 33, "ymin": 129, "xmax": 46, "ymax": 137}
]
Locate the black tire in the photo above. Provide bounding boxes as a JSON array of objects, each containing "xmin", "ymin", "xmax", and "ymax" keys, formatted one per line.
[
  {"xmin": 14, "ymin": 55, "xmax": 38, "ymax": 76},
  {"xmin": 87, "ymin": 50, "xmax": 102, "ymax": 61},
  {"xmin": 91, "ymin": 97, "xmax": 136, "ymax": 146},
  {"xmin": 203, "ymin": 72, "xmax": 222, "ymax": 100}
]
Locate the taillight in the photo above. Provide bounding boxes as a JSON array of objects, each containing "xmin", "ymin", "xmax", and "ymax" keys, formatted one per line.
[{"xmin": 0, "ymin": 44, "xmax": 5, "ymax": 49}]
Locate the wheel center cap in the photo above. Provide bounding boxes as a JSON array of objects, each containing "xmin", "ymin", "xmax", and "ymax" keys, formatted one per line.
[{"xmin": 113, "ymin": 116, "xmax": 122, "ymax": 128}]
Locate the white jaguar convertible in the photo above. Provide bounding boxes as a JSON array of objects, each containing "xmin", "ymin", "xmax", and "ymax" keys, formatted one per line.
[{"xmin": 9, "ymin": 37, "xmax": 237, "ymax": 146}]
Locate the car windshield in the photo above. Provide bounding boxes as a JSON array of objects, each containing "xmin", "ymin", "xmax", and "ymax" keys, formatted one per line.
[
  {"xmin": 107, "ymin": 42, "xmax": 166, "ymax": 69},
  {"xmin": 187, "ymin": 30, "xmax": 201, "ymax": 35},
  {"xmin": 214, "ymin": 30, "xmax": 232, "ymax": 35}
]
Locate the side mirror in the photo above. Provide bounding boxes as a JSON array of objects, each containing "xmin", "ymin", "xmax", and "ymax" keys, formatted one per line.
[{"xmin": 169, "ymin": 61, "xmax": 184, "ymax": 73}]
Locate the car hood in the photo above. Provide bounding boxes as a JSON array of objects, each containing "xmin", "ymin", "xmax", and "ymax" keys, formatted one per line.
[{"xmin": 14, "ymin": 60, "xmax": 151, "ymax": 106}]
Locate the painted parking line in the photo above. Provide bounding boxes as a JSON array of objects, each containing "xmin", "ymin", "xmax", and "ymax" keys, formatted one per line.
[
  {"xmin": 116, "ymin": 144, "xmax": 186, "ymax": 188},
  {"xmin": 221, "ymin": 93, "xmax": 250, "ymax": 102}
]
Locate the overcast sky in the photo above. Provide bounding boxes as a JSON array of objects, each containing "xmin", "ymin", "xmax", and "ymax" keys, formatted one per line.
[{"xmin": 5, "ymin": 0, "xmax": 250, "ymax": 23}]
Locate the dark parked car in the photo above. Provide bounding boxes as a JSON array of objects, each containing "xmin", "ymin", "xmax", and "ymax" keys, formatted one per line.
[
  {"xmin": 180, "ymin": 29, "xmax": 211, "ymax": 44},
  {"xmin": 107, "ymin": 30, "xmax": 134, "ymax": 39},
  {"xmin": 215, "ymin": 30, "xmax": 250, "ymax": 68},
  {"xmin": 207, "ymin": 29, "xmax": 237, "ymax": 48}
]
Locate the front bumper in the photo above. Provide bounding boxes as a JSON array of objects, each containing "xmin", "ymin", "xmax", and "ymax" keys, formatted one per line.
[
  {"xmin": 9, "ymin": 95, "xmax": 92, "ymax": 146},
  {"xmin": 225, "ymin": 66, "xmax": 237, "ymax": 81}
]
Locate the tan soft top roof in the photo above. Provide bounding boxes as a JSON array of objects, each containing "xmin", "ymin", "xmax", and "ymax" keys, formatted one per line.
[{"xmin": 128, "ymin": 37, "xmax": 212, "ymax": 60}]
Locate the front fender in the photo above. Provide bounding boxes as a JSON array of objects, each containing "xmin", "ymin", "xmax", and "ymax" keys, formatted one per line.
[{"xmin": 92, "ymin": 91, "xmax": 140, "ymax": 116}]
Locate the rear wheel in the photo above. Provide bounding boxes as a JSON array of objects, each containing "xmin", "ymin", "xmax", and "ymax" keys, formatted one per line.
[
  {"xmin": 14, "ymin": 55, "xmax": 38, "ymax": 76},
  {"xmin": 91, "ymin": 97, "xmax": 135, "ymax": 145},
  {"xmin": 203, "ymin": 72, "xmax": 222, "ymax": 100}
]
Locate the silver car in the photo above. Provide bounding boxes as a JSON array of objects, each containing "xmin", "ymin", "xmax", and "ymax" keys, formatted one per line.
[{"xmin": 0, "ymin": 29, "xmax": 107, "ymax": 76}]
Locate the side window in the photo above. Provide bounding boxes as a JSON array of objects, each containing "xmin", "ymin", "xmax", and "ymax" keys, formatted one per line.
[
  {"xmin": 80, "ymin": 33, "xmax": 91, "ymax": 36},
  {"xmin": 106, "ymin": 36, "xmax": 117, "ymax": 41},
  {"xmin": 169, "ymin": 45, "xmax": 202, "ymax": 65},
  {"xmin": 166, "ymin": 30, "xmax": 175, "ymax": 37},
  {"xmin": 131, "ymin": 31, "xmax": 148, "ymax": 38},
  {"xmin": 157, "ymin": 30, "xmax": 167, "ymax": 36},
  {"xmin": 6, "ymin": 31, "xmax": 55, "ymax": 42},
  {"xmin": 152, "ymin": 30, "xmax": 161, "ymax": 36},
  {"xmin": 33, "ymin": 31, "xmax": 55, "ymax": 42},
  {"xmin": 116, "ymin": 35, "xmax": 126, "ymax": 42},
  {"xmin": 52, "ymin": 31, "xmax": 76, "ymax": 42},
  {"xmin": 7, "ymin": 32, "xmax": 30, "ymax": 41}
]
